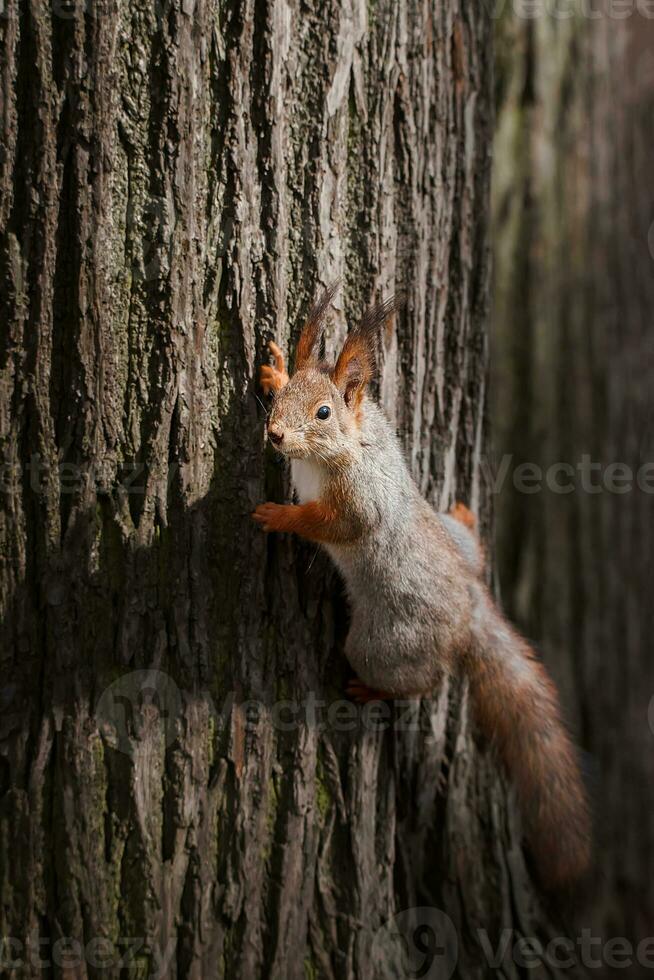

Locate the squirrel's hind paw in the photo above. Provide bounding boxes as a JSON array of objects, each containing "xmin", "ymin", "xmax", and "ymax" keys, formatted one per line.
[
  {"xmin": 346, "ymin": 679, "xmax": 394, "ymax": 704},
  {"xmin": 449, "ymin": 501, "xmax": 477, "ymax": 530}
]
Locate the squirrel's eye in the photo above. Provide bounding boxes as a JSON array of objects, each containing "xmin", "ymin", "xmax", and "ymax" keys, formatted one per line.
[{"xmin": 316, "ymin": 405, "xmax": 331, "ymax": 421}]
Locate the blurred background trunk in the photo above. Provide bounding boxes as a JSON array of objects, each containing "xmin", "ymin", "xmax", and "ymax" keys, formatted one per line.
[{"xmin": 493, "ymin": 3, "xmax": 654, "ymax": 957}]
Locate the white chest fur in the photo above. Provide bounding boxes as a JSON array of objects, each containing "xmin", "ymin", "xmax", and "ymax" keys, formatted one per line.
[{"xmin": 291, "ymin": 458, "xmax": 325, "ymax": 503}]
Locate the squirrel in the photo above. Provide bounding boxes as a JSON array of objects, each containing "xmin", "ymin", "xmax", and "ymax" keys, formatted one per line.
[{"xmin": 253, "ymin": 285, "xmax": 591, "ymax": 891}]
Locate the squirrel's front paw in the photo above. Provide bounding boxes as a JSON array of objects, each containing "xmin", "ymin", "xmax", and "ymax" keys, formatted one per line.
[
  {"xmin": 252, "ymin": 502, "xmax": 286, "ymax": 532},
  {"xmin": 259, "ymin": 341, "xmax": 289, "ymax": 395}
]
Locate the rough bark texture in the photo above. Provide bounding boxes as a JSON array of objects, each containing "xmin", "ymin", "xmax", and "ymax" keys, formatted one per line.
[
  {"xmin": 1, "ymin": 1, "xmax": 578, "ymax": 977},
  {"xmin": 493, "ymin": 5, "xmax": 654, "ymax": 961}
]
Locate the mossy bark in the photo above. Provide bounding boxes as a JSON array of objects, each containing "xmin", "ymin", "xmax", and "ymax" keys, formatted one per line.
[{"xmin": 2, "ymin": 1, "xmax": 575, "ymax": 977}]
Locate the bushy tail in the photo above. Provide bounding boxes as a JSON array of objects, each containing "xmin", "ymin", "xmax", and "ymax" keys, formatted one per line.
[{"xmin": 465, "ymin": 587, "xmax": 591, "ymax": 890}]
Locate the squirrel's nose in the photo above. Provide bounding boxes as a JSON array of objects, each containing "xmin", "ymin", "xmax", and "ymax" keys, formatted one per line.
[{"xmin": 268, "ymin": 426, "xmax": 284, "ymax": 446}]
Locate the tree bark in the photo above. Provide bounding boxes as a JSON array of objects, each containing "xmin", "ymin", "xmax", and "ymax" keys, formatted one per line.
[
  {"xmin": 1, "ymin": 1, "xmax": 576, "ymax": 977},
  {"xmin": 493, "ymin": 5, "xmax": 654, "ymax": 954}
]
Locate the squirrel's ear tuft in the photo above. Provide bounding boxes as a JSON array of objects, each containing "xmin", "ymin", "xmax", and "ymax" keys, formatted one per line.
[
  {"xmin": 294, "ymin": 281, "xmax": 340, "ymax": 371},
  {"xmin": 331, "ymin": 297, "xmax": 395, "ymax": 410}
]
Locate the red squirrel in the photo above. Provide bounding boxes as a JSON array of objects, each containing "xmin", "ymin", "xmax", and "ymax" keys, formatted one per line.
[{"xmin": 253, "ymin": 286, "xmax": 591, "ymax": 890}]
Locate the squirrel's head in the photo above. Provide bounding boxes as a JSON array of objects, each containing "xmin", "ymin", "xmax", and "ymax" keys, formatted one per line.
[{"xmin": 266, "ymin": 285, "xmax": 394, "ymax": 465}]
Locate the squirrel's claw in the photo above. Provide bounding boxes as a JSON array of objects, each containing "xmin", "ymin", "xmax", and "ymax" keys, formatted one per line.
[
  {"xmin": 252, "ymin": 502, "xmax": 283, "ymax": 532},
  {"xmin": 259, "ymin": 341, "xmax": 289, "ymax": 395},
  {"xmin": 268, "ymin": 340, "xmax": 286, "ymax": 374},
  {"xmin": 259, "ymin": 366, "xmax": 277, "ymax": 396}
]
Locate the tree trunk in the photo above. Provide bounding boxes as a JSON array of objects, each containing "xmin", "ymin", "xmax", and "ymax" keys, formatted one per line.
[
  {"xmin": 2, "ymin": 1, "xmax": 575, "ymax": 977},
  {"xmin": 493, "ymin": 6, "xmax": 654, "ymax": 955}
]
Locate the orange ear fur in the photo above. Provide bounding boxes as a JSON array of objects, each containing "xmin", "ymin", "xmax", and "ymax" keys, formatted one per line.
[
  {"xmin": 294, "ymin": 281, "xmax": 340, "ymax": 370},
  {"xmin": 331, "ymin": 297, "xmax": 395, "ymax": 410},
  {"xmin": 331, "ymin": 337, "xmax": 374, "ymax": 410}
]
